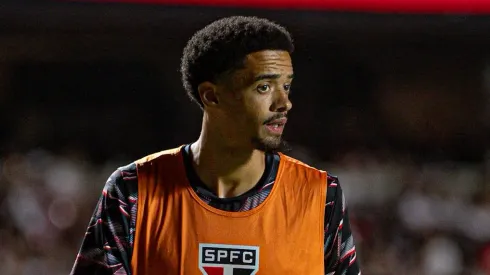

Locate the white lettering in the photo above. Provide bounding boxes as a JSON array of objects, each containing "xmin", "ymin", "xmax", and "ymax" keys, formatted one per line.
[
  {"xmin": 204, "ymin": 250, "xmax": 215, "ymax": 262},
  {"xmin": 217, "ymin": 250, "xmax": 228, "ymax": 261},
  {"xmin": 243, "ymin": 252, "xmax": 253, "ymax": 264},
  {"xmin": 230, "ymin": 251, "xmax": 240, "ymax": 262}
]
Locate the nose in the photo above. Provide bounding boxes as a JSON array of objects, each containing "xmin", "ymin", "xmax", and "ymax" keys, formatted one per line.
[{"xmin": 270, "ymin": 90, "xmax": 292, "ymax": 113}]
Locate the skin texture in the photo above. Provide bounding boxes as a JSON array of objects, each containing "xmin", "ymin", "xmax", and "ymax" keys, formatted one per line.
[{"xmin": 190, "ymin": 50, "xmax": 294, "ymax": 198}]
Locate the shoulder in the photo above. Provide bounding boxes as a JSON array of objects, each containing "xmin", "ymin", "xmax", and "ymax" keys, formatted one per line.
[
  {"xmin": 325, "ymin": 173, "xmax": 346, "ymax": 211},
  {"xmin": 326, "ymin": 173, "xmax": 340, "ymax": 188},
  {"xmin": 325, "ymin": 173, "xmax": 343, "ymax": 196},
  {"xmin": 279, "ymin": 153, "xmax": 327, "ymax": 175},
  {"xmin": 103, "ymin": 162, "xmax": 138, "ymax": 197},
  {"xmin": 279, "ymin": 153, "xmax": 328, "ymax": 185},
  {"xmin": 135, "ymin": 146, "xmax": 184, "ymax": 167},
  {"xmin": 279, "ymin": 153, "xmax": 323, "ymax": 171},
  {"xmin": 276, "ymin": 154, "xmax": 344, "ymax": 188}
]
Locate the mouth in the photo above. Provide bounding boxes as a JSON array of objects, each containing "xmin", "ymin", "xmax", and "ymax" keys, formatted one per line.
[{"xmin": 264, "ymin": 117, "xmax": 287, "ymax": 135}]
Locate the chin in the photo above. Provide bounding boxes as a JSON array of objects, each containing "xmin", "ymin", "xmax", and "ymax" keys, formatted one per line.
[{"xmin": 251, "ymin": 136, "xmax": 291, "ymax": 153}]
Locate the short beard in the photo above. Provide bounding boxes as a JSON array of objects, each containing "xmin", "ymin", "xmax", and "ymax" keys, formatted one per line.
[{"xmin": 251, "ymin": 137, "xmax": 291, "ymax": 154}]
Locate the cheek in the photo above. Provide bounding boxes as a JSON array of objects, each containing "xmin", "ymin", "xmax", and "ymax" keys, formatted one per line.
[
  {"xmin": 250, "ymin": 93, "xmax": 271, "ymax": 111},
  {"xmin": 233, "ymin": 89, "xmax": 270, "ymax": 127},
  {"xmin": 245, "ymin": 102, "xmax": 268, "ymax": 129},
  {"xmin": 242, "ymin": 90, "xmax": 268, "ymax": 110}
]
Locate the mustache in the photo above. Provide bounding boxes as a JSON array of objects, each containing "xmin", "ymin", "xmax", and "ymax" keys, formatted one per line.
[{"xmin": 263, "ymin": 113, "xmax": 288, "ymax": 125}]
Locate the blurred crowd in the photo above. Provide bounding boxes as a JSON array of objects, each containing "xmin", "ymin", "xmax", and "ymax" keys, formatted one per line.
[
  {"xmin": 1, "ymin": 147, "xmax": 489, "ymax": 275},
  {"xmin": 320, "ymin": 152, "xmax": 490, "ymax": 275},
  {"xmin": 0, "ymin": 149, "xmax": 125, "ymax": 275}
]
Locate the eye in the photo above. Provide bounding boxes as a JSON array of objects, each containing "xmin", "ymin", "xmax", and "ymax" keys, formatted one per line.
[
  {"xmin": 283, "ymin": 83, "xmax": 291, "ymax": 92},
  {"xmin": 256, "ymin": 84, "xmax": 271, "ymax": 93}
]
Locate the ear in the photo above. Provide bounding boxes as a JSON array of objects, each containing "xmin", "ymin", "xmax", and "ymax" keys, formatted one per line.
[{"xmin": 197, "ymin": 81, "xmax": 219, "ymax": 108}]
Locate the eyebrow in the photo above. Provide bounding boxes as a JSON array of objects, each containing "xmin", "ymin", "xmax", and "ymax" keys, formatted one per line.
[{"xmin": 254, "ymin": 73, "xmax": 294, "ymax": 82}]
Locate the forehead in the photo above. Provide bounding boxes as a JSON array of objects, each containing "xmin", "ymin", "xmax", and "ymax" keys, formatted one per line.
[{"xmin": 243, "ymin": 50, "xmax": 293, "ymax": 75}]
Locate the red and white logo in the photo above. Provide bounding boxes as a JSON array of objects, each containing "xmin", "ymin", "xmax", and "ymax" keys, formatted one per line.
[{"xmin": 198, "ymin": 243, "xmax": 260, "ymax": 275}]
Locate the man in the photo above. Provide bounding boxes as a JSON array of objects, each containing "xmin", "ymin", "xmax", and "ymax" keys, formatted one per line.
[{"xmin": 71, "ymin": 16, "xmax": 361, "ymax": 275}]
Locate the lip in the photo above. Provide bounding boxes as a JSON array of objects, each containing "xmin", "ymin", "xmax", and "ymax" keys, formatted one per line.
[
  {"xmin": 264, "ymin": 118, "xmax": 287, "ymax": 135},
  {"xmin": 265, "ymin": 117, "xmax": 288, "ymax": 125}
]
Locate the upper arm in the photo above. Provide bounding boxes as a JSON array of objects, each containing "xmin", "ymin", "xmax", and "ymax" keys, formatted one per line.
[
  {"xmin": 324, "ymin": 174, "xmax": 361, "ymax": 275},
  {"xmin": 70, "ymin": 163, "xmax": 138, "ymax": 275}
]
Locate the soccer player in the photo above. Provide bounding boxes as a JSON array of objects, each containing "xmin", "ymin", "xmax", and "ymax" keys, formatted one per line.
[{"xmin": 70, "ymin": 16, "xmax": 361, "ymax": 275}]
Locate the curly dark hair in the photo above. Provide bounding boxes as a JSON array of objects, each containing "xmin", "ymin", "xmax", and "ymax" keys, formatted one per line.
[{"xmin": 181, "ymin": 16, "xmax": 294, "ymax": 108}]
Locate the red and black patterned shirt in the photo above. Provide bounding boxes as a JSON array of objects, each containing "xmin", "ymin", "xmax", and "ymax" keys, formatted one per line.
[{"xmin": 71, "ymin": 146, "xmax": 361, "ymax": 275}]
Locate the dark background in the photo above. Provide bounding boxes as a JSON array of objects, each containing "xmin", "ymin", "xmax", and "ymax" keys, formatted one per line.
[{"xmin": 1, "ymin": 2, "xmax": 490, "ymax": 274}]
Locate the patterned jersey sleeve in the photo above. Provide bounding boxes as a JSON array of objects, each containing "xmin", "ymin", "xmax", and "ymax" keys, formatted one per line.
[
  {"xmin": 324, "ymin": 174, "xmax": 361, "ymax": 275},
  {"xmin": 70, "ymin": 163, "xmax": 138, "ymax": 275}
]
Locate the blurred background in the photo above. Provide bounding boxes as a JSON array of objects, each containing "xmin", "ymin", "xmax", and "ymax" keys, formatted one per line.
[{"xmin": 1, "ymin": 0, "xmax": 490, "ymax": 274}]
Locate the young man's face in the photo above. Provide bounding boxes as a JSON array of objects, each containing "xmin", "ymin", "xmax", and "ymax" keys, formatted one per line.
[{"xmin": 215, "ymin": 50, "xmax": 294, "ymax": 152}]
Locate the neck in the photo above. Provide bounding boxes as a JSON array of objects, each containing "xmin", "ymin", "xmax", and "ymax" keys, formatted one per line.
[{"xmin": 190, "ymin": 119, "xmax": 265, "ymax": 198}]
